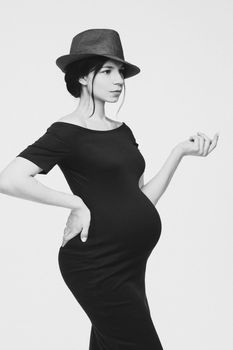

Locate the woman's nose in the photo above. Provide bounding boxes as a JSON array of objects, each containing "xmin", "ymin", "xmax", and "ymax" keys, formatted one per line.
[{"xmin": 112, "ymin": 71, "xmax": 124, "ymax": 83}]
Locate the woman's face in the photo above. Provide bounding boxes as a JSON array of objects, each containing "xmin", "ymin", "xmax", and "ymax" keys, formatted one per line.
[{"xmin": 86, "ymin": 59, "xmax": 125, "ymax": 102}]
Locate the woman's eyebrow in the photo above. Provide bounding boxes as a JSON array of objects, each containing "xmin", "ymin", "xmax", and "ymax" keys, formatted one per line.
[{"xmin": 102, "ymin": 64, "xmax": 124, "ymax": 69}]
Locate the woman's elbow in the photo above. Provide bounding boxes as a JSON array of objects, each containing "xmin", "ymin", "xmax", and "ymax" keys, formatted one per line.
[
  {"xmin": 0, "ymin": 174, "xmax": 13, "ymax": 194},
  {"xmin": 0, "ymin": 157, "xmax": 36, "ymax": 194}
]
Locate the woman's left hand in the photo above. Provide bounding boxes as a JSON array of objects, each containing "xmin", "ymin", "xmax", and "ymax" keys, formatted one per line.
[{"xmin": 175, "ymin": 131, "xmax": 219, "ymax": 158}]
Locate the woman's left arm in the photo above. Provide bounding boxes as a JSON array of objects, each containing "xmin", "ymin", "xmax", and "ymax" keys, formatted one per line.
[{"xmin": 140, "ymin": 131, "xmax": 219, "ymax": 206}]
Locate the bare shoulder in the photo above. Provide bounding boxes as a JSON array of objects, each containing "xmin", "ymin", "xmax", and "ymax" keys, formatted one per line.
[
  {"xmin": 56, "ymin": 113, "xmax": 84, "ymax": 126},
  {"xmin": 105, "ymin": 116, "xmax": 123, "ymax": 127}
]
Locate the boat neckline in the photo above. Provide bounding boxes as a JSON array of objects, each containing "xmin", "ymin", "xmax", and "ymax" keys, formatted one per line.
[{"xmin": 51, "ymin": 121, "xmax": 126, "ymax": 133}]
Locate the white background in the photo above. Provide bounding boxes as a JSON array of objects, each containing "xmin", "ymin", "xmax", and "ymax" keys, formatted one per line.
[{"xmin": 0, "ymin": 1, "xmax": 232, "ymax": 349}]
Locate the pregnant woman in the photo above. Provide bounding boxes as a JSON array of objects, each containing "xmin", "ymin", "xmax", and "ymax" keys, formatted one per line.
[{"xmin": 0, "ymin": 29, "xmax": 219, "ymax": 349}]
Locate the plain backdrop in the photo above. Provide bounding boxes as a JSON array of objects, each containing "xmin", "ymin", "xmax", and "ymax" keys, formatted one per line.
[{"xmin": 0, "ymin": 1, "xmax": 232, "ymax": 349}]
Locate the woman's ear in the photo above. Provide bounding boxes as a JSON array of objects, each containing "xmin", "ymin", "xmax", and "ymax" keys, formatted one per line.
[{"xmin": 79, "ymin": 76, "xmax": 88, "ymax": 85}]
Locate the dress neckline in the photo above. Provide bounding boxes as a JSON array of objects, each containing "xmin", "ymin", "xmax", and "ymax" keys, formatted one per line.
[{"xmin": 51, "ymin": 121, "xmax": 126, "ymax": 134}]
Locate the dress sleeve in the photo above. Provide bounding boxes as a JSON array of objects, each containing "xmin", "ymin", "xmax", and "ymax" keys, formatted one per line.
[
  {"xmin": 16, "ymin": 128, "xmax": 71, "ymax": 175},
  {"xmin": 127, "ymin": 126, "xmax": 139, "ymax": 148}
]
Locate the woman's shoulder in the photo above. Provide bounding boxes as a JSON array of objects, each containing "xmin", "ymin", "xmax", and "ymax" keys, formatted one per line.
[
  {"xmin": 54, "ymin": 113, "xmax": 85, "ymax": 127},
  {"xmin": 53, "ymin": 114, "xmax": 124, "ymax": 130},
  {"xmin": 46, "ymin": 114, "xmax": 79, "ymax": 143}
]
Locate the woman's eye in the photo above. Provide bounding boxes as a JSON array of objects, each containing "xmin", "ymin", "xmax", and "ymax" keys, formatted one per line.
[{"xmin": 102, "ymin": 69, "xmax": 125, "ymax": 75}]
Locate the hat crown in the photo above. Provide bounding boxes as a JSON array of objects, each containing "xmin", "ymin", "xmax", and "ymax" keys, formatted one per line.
[
  {"xmin": 55, "ymin": 28, "xmax": 140, "ymax": 78},
  {"xmin": 70, "ymin": 29, "xmax": 125, "ymax": 60}
]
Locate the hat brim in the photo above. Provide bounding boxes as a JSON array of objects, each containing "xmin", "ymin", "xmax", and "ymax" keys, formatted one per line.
[{"xmin": 55, "ymin": 53, "xmax": 140, "ymax": 79}]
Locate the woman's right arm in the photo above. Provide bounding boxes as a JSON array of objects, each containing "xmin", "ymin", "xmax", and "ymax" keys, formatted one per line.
[{"xmin": 0, "ymin": 156, "xmax": 84, "ymax": 210}]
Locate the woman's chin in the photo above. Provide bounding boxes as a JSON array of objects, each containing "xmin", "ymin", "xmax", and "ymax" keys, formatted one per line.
[{"xmin": 106, "ymin": 96, "xmax": 120, "ymax": 103}]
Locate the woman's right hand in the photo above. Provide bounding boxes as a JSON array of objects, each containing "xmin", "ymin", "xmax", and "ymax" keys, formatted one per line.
[{"xmin": 62, "ymin": 202, "xmax": 91, "ymax": 247}]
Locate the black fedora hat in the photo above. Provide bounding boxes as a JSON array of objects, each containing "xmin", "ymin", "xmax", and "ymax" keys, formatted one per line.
[{"xmin": 55, "ymin": 28, "xmax": 141, "ymax": 79}]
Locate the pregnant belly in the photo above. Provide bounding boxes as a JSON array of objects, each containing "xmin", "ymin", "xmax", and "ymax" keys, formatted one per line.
[{"xmin": 92, "ymin": 191, "xmax": 162, "ymax": 254}]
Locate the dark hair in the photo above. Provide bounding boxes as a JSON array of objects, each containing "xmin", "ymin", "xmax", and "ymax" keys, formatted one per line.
[{"xmin": 64, "ymin": 55, "xmax": 126, "ymax": 119}]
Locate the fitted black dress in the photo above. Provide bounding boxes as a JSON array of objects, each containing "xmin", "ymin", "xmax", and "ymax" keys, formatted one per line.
[{"xmin": 16, "ymin": 120, "xmax": 163, "ymax": 349}]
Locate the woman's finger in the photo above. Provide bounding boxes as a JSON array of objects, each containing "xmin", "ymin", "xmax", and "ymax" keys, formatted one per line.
[
  {"xmin": 197, "ymin": 131, "xmax": 212, "ymax": 143},
  {"xmin": 62, "ymin": 229, "xmax": 79, "ymax": 247},
  {"xmin": 206, "ymin": 133, "xmax": 219, "ymax": 155},
  {"xmin": 80, "ymin": 223, "xmax": 90, "ymax": 242},
  {"xmin": 197, "ymin": 132, "xmax": 211, "ymax": 156},
  {"xmin": 64, "ymin": 226, "xmax": 70, "ymax": 235},
  {"xmin": 197, "ymin": 135, "xmax": 205, "ymax": 155}
]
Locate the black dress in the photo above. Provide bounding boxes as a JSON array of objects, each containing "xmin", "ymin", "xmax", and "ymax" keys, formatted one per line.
[{"xmin": 16, "ymin": 121, "xmax": 163, "ymax": 349}]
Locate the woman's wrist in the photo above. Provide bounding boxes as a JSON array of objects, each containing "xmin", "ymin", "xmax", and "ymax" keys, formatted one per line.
[
  {"xmin": 71, "ymin": 195, "xmax": 85, "ymax": 210},
  {"xmin": 172, "ymin": 144, "xmax": 185, "ymax": 160}
]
